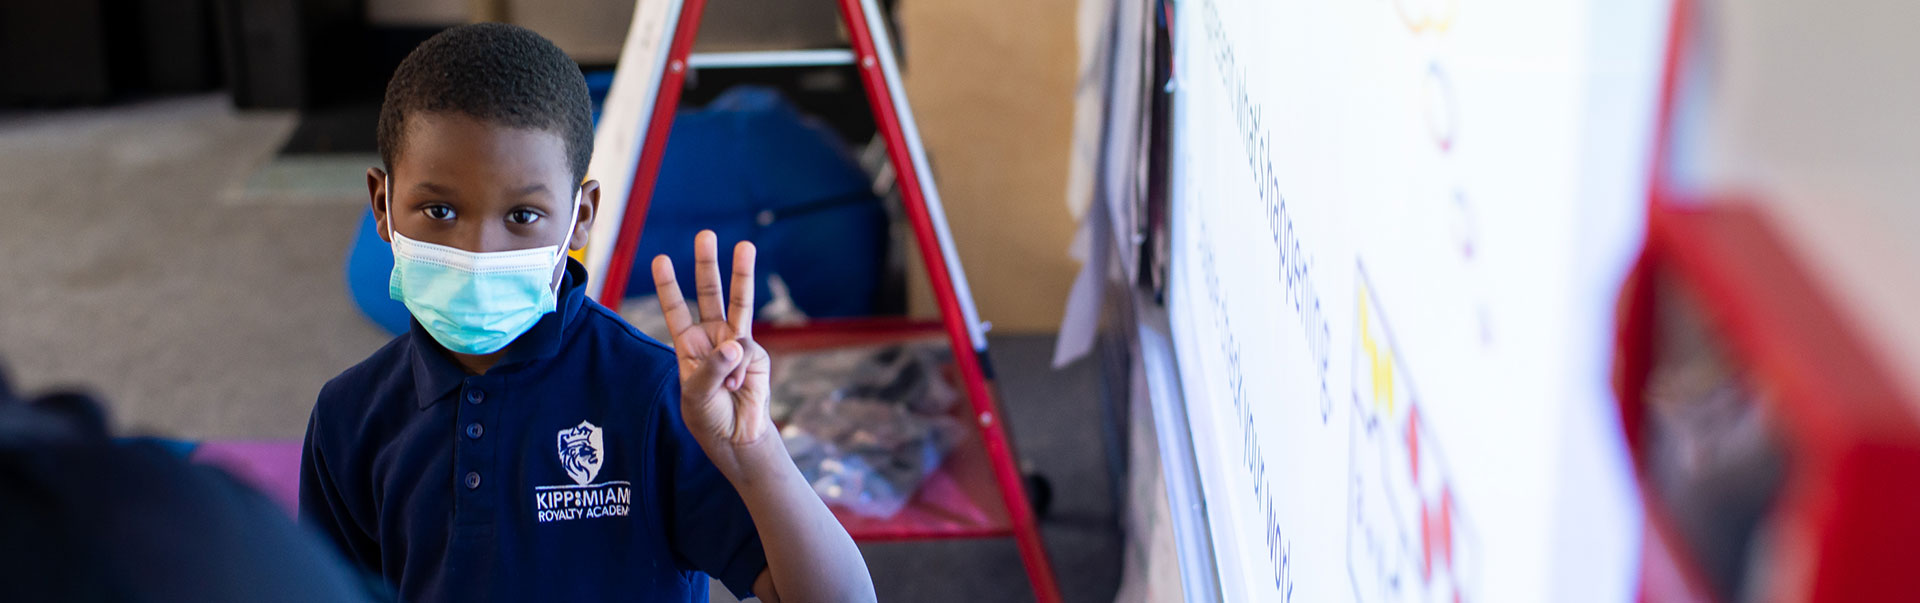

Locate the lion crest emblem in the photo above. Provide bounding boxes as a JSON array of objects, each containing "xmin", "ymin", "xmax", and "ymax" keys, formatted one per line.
[{"xmin": 557, "ymin": 421, "xmax": 604, "ymax": 486}]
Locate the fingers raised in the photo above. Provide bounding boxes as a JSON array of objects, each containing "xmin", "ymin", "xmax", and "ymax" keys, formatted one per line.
[
  {"xmin": 729, "ymin": 241, "xmax": 756, "ymax": 338},
  {"xmin": 651, "ymin": 255, "xmax": 694, "ymax": 337},
  {"xmin": 694, "ymin": 230, "xmax": 726, "ymax": 323}
]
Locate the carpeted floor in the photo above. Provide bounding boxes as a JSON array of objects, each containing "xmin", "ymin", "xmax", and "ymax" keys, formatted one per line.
[
  {"xmin": 0, "ymin": 94, "xmax": 1119, "ymax": 603},
  {"xmin": 0, "ymin": 95, "xmax": 389, "ymax": 438}
]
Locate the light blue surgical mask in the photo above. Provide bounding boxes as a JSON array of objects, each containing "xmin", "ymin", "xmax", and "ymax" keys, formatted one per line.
[{"xmin": 385, "ymin": 178, "xmax": 579, "ymax": 355}]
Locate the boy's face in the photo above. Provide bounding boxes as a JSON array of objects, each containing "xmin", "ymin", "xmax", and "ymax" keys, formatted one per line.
[{"xmin": 370, "ymin": 112, "xmax": 599, "ymax": 285}]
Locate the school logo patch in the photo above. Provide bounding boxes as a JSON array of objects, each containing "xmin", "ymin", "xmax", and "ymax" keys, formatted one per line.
[
  {"xmin": 534, "ymin": 420, "xmax": 630, "ymax": 523},
  {"xmin": 557, "ymin": 421, "xmax": 604, "ymax": 485}
]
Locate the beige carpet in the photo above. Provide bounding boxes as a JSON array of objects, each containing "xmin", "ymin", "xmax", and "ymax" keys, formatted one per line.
[{"xmin": 0, "ymin": 95, "xmax": 389, "ymax": 439}]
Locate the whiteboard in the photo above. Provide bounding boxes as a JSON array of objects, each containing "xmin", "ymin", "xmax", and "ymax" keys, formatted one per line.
[{"xmin": 1164, "ymin": 0, "xmax": 1670, "ymax": 601}]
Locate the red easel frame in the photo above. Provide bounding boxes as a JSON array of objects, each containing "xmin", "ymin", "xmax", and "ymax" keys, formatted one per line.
[
  {"xmin": 1617, "ymin": 0, "xmax": 1920, "ymax": 600},
  {"xmin": 589, "ymin": 1, "xmax": 1064, "ymax": 601}
]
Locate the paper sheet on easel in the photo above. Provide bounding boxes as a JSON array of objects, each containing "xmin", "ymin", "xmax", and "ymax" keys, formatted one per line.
[{"xmin": 579, "ymin": 0, "xmax": 679, "ymax": 296}]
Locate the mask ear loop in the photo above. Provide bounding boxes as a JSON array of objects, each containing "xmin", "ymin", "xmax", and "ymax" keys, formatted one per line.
[
  {"xmin": 383, "ymin": 171, "xmax": 398, "ymax": 244},
  {"xmin": 551, "ymin": 186, "xmax": 583, "ymax": 297}
]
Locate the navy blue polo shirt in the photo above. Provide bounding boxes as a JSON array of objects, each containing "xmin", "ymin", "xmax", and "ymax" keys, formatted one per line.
[{"xmin": 300, "ymin": 259, "xmax": 767, "ymax": 602}]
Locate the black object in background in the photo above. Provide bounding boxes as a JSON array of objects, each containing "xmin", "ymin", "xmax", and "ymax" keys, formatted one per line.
[
  {"xmin": 0, "ymin": 375, "xmax": 390, "ymax": 602},
  {"xmin": 211, "ymin": 0, "xmax": 377, "ymax": 110},
  {"xmin": 104, "ymin": 0, "xmax": 223, "ymax": 96},
  {"xmin": 131, "ymin": 0, "xmax": 221, "ymax": 93},
  {"xmin": 276, "ymin": 25, "xmax": 441, "ymax": 154},
  {"xmin": 0, "ymin": 0, "xmax": 114, "ymax": 105},
  {"xmin": 212, "ymin": 0, "xmax": 308, "ymax": 108},
  {"xmin": 0, "ymin": 0, "xmax": 226, "ymax": 106}
]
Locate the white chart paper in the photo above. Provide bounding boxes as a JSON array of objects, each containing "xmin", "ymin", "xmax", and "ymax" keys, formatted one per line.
[{"xmin": 1165, "ymin": 0, "xmax": 1670, "ymax": 600}]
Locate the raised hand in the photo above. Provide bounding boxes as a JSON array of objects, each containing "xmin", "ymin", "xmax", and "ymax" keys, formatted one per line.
[
  {"xmin": 651, "ymin": 230, "xmax": 773, "ymax": 449},
  {"xmin": 652, "ymin": 234, "xmax": 877, "ymax": 603}
]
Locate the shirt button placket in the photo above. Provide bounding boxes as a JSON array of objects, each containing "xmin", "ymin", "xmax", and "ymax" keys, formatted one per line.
[{"xmin": 458, "ymin": 381, "xmax": 488, "ymax": 500}]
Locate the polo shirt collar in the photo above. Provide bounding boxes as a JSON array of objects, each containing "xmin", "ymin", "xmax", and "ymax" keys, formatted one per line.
[{"xmin": 407, "ymin": 259, "xmax": 593, "ymax": 409}]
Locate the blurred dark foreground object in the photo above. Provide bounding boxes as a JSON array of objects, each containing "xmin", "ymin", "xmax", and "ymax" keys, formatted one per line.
[{"xmin": 0, "ymin": 372, "xmax": 388, "ymax": 602}]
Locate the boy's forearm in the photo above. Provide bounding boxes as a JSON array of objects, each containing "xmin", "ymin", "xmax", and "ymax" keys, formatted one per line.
[{"xmin": 705, "ymin": 434, "xmax": 876, "ymax": 603}]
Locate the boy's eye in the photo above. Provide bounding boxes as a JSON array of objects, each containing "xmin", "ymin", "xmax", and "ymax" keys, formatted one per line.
[
  {"xmin": 422, "ymin": 205, "xmax": 455, "ymax": 221},
  {"xmin": 507, "ymin": 209, "xmax": 542, "ymax": 225}
]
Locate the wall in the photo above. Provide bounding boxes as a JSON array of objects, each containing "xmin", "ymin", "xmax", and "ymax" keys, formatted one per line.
[
  {"xmin": 898, "ymin": 0, "xmax": 1080, "ymax": 334},
  {"xmin": 365, "ymin": 0, "xmax": 469, "ymax": 26},
  {"xmin": 1688, "ymin": 0, "xmax": 1920, "ymax": 401}
]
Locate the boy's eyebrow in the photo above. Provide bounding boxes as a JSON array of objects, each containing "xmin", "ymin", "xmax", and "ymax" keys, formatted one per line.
[
  {"xmin": 413, "ymin": 182, "xmax": 457, "ymax": 196},
  {"xmin": 515, "ymin": 184, "xmax": 549, "ymax": 197}
]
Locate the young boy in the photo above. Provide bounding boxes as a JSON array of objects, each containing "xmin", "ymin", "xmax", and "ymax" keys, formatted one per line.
[{"xmin": 299, "ymin": 24, "xmax": 875, "ymax": 603}]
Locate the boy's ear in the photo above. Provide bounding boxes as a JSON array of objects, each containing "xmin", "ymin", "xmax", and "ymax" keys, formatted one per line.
[
  {"xmin": 368, "ymin": 167, "xmax": 392, "ymax": 243},
  {"xmin": 572, "ymin": 179, "xmax": 601, "ymax": 251}
]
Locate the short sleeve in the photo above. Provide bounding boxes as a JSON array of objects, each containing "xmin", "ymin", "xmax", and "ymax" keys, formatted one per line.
[
  {"xmin": 651, "ymin": 376, "xmax": 769, "ymax": 600},
  {"xmin": 299, "ymin": 399, "xmax": 381, "ymax": 575}
]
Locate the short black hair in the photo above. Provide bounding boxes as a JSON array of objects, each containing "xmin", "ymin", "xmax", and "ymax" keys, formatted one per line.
[{"xmin": 377, "ymin": 23, "xmax": 593, "ymax": 183}]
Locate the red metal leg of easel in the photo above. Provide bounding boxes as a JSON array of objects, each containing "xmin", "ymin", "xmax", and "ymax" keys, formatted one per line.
[
  {"xmin": 835, "ymin": 0, "xmax": 1065, "ymax": 601},
  {"xmin": 598, "ymin": 0, "xmax": 712, "ymax": 308}
]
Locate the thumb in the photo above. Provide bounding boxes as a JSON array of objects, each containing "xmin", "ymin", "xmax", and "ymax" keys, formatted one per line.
[{"xmin": 683, "ymin": 340, "xmax": 743, "ymax": 398}]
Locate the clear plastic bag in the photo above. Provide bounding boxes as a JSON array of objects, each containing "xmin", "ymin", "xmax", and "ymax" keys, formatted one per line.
[
  {"xmin": 773, "ymin": 342, "xmax": 962, "ymax": 518},
  {"xmin": 769, "ymin": 343, "xmax": 959, "ymax": 423}
]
